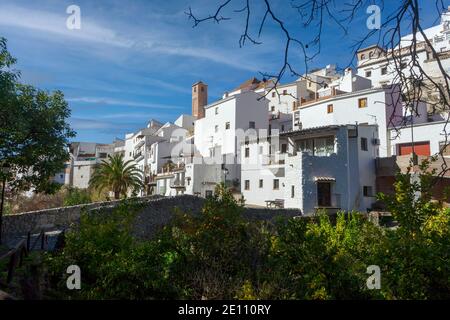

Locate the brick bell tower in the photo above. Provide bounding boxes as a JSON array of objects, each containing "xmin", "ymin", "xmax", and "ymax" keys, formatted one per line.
[{"xmin": 192, "ymin": 81, "xmax": 208, "ymax": 119}]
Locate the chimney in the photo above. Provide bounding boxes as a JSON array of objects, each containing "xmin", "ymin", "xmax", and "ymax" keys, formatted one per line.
[{"xmin": 192, "ymin": 81, "xmax": 208, "ymax": 119}]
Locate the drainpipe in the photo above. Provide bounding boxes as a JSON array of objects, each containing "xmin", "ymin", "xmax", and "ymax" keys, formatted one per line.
[{"xmin": 346, "ymin": 127, "xmax": 352, "ymax": 211}]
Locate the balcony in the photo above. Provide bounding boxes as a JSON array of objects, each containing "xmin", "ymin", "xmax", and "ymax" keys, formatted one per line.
[
  {"xmin": 299, "ymin": 87, "xmax": 345, "ymax": 107},
  {"xmin": 135, "ymin": 140, "xmax": 145, "ymax": 149},
  {"xmin": 170, "ymin": 178, "xmax": 185, "ymax": 189},
  {"xmin": 134, "ymin": 151, "xmax": 144, "ymax": 162},
  {"xmin": 269, "ymin": 111, "xmax": 281, "ymax": 120},
  {"xmin": 158, "ymin": 162, "xmax": 185, "ymax": 175}
]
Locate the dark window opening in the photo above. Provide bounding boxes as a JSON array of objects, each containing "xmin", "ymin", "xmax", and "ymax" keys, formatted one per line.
[
  {"xmin": 317, "ymin": 182, "xmax": 331, "ymax": 207},
  {"xmin": 361, "ymin": 137, "xmax": 368, "ymax": 151}
]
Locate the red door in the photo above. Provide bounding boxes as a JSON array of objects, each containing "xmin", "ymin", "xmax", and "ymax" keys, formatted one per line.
[{"xmin": 398, "ymin": 141, "xmax": 431, "ymax": 156}]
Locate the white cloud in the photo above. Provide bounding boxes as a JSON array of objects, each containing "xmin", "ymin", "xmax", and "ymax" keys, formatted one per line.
[
  {"xmin": 0, "ymin": 3, "xmax": 270, "ymax": 72},
  {"xmin": 67, "ymin": 96, "xmax": 184, "ymax": 109},
  {"xmin": 0, "ymin": 4, "xmax": 133, "ymax": 48}
]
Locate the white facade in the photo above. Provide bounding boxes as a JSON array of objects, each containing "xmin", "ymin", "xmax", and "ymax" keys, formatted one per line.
[
  {"xmin": 389, "ymin": 120, "xmax": 450, "ymax": 156},
  {"xmin": 54, "ymin": 141, "xmax": 116, "ymax": 189},
  {"xmin": 357, "ymin": 8, "xmax": 450, "ymax": 88},
  {"xmin": 192, "ymin": 90, "xmax": 269, "ymax": 186},
  {"xmin": 292, "ymin": 85, "xmax": 403, "ymax": 157},
  {"xmin": 241, "ymin": 125, "xmax": 379, "ymax": 214}
]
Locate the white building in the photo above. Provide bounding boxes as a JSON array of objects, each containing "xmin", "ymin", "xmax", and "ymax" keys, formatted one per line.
[
  {"xmin": 356, "ymin": 7, "xmax": 450, "ymax": 88},
  {"xmin": 54, "ymin": 141, "xmax": 117, "ymax": 189},
  {"xmin": 240, "ymin": 124, "xmax": 379, "ymax": 214},
  {"xmin": 292, "ymin": 69, "xmax": 405, "ymax": 157},
  {"xmin": 389, "ymin": 120, "xmax": 450, "ymax": 157},
  {"xmin": 192, "ymin": 87, "xmax": 269, "ymax": 188}
]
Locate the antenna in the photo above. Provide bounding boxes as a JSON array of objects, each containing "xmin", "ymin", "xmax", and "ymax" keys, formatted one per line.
[{"xmin": 366, "ymin": 113, "xmax": 378, "ymax": 123}]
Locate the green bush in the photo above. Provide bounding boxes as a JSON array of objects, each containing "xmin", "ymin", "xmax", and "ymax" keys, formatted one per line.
[
  {"xmin": 41, "ymin": 168, "xmax": 450, "ymax": 300},
  {"xmin": 63, "ymin": 187, "xmax": 92, "ymax": 207}
]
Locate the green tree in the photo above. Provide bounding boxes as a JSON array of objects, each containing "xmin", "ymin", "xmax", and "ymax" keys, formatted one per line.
[
  {"xmin": 0, "ymin": 37, "xmax": 75, "ymax": 193},
  {"xmin": 89, "ymin": 154, "xmax": 143, "ymax": 199}
]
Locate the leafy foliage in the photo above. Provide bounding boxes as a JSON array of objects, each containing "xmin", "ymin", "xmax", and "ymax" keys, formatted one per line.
[
  {"xmin": 375, "ymin": 158, "xmax": 450, "ymax": 299},
  {"xmin": 63, "ymin": 187, "xmax": 92, "ymax": 207},
  {"xmin": 89, "ymin": 153, "xmax": 143, "ymax": 199},
  {"xmin": 42, "ymin": 171, "xmax": 450, "ymax": 300},
  {"xmin": 0, "ymin": 37, "xmax": 75, "ymax": 193}
]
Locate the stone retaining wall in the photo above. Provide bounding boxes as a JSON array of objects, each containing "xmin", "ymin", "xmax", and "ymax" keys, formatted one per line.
[{"xmin": 3, "ymin": 195, "xmax": 302, "ymax": 242}]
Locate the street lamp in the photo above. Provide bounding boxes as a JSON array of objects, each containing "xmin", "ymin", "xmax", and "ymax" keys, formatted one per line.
[{"xmin": 0, "ymin": 162, "xmax": 11, "ymax": 246}]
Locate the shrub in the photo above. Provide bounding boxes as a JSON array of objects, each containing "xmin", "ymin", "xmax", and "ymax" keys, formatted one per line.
[
  {"xmin": 63, "ymin": 187, "xmax": 91, "ymax": 207},
  {"xmin": 40, "ymin": 171, "xmax": 450, "ymax": 300}
]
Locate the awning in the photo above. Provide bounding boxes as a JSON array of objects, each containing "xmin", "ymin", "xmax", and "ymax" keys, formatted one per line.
[{"xmin": 314, "ymin": 177, "xmax": 336, "ymax": 182}]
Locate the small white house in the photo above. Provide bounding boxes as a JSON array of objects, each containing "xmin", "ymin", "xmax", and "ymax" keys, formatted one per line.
[
  {"xmin": 356, "ymin": 7, "xmax": 450, "ymax": 88},
  {"xmin": 292, "ymin": 81, "xmax": 404, "ymax": 157},
  {"xmin": 240, "ymin": 124, "xmax": 379, "ymax": 215}
]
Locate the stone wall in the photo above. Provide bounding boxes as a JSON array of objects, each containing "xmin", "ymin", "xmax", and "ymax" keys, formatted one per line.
[{"xmin": 3, "ymin": 195, "xmax": 302, "ymax": 243}]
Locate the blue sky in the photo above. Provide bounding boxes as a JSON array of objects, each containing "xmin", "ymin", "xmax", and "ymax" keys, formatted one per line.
[{"xmin": 0, "ymin": 0, "xmax": 446, "ymax": 143}]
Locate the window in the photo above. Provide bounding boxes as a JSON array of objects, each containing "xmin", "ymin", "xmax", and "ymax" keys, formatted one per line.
[
  {"xmin": 129, "ymin": 152, "xmax": 132, "ymax": 157},
  {"xmin": 327, "ymin": 104, "xmax": 333, "ymax": 113},
  {"xmin": 381, "ymin": 66, "xmax": 388, "ymax": 75},
  {"xmin": 298, "ymin": 139, "xmax": 314, "ymax": 155},
  {"xmin": 365, "ymin": 70, "xmax": 372, "ymax": 77},
  {"xmin": 99, "ymin": 152, "xmax": 107, "ymax": 158},
  {"xmin": 298, "ymin": 137, "xmax": 334, "ymax": 156},
  {"xmin": 259, "ymin": 179, "xmax": 263, "ymax": 188},
  {"xmin": 225, "ymin": 122, "xmax": 230, "ymax": 130},
  {"xmin": 291, "ymin": 185, "xmax": 295, "ymax": 198},
  {"xmin": 201, "ymin": 87, "xmax": 204, "ymax": 92},
  {"xmin": 435, "ymin": 35, "xmax": 444, "ymax": 43},
  {"xmin": 244, "ymin": 180, "xmax": 250, "ymax": 190},
  {"xmin": 281, "ymin": 125, "xmax": 285, "ymax": 132},
  {"xmin": 360, "ymin": 53, "xmax": 366, "ymax": 60},
  {"xmin": 361, "ymin": 137, "xmax": 368, "ymax": 151},
  {"xmin": 271, "ymin": 106, "xmax": 275, "ymax": 112},
  {"xmin": 363, "ymin": 186, "xmax": 373, "ymax": 197},
  {"xmin": 215, "ymin": 107, "xmax": 219, "ymax": 115},
  {"xmin": 60, "ymin": 174, "xmax": 64, "ymax": 179},
  {"xmin": 358, "ymin": 98, "xmax": 367, "ymax": 108},
  {"xmin": 281, "ymin": 143, "xmax": 287, "ymax": 153},
  {"xmin": 317, "ymin": 182, "xmax": 332, "ymax": 207},
  {"xmin": 205, "ymin": 190, "xmax": 213, "ymax": 198},
  {"xmin": 193, "ymin": 87, "xmax": 197, "ymax": 92},
  {"xmin": 273, "ymin": 179, "xmax": 279, "ymax": 190},
  {"xmin": 314, "ymin": 137, "xmax": 335, "ymax": 156},
  {"xmin": 272, "ymin": 92, "xmax": 276, "ymax": 98},
  {"xmin": 249, "ymin": 121, "xmax": 255, "ymax": 129},
  {"xmin": 268, "ymin": 124, "xmax": 272, "ymax": 135},
  {"xmin": 283, "ymin": 89, "xmax": 287, "ymax": 95},
  {"xmin": 245, "ymin": 147, "xmax": 250, "ymax": 158},
  {"xmin": 215, "ymin": 125, "xmax": 218, "ymax": 133},
  {"xmin": 259, "ymin": 145, "xmax": 263, "ymax": 154}
]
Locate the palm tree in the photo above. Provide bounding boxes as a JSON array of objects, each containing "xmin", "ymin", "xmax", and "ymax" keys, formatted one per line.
[{"xmin": 89, "ymin": 154, "xmax": 143, "ymax": 199}]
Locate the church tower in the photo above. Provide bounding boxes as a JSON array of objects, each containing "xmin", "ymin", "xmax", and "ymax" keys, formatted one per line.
[{"xmin": 192, "ymin": 81, "xmax": 208, "ymax": 119}]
